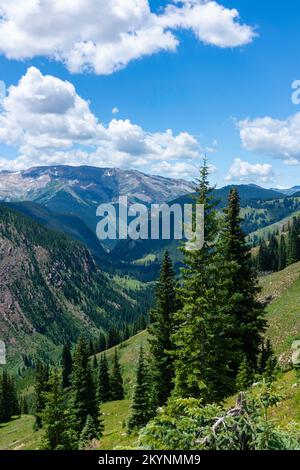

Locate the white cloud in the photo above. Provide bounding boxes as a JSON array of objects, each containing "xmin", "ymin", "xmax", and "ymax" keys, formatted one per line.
[
  {"xmin": 112, "ymin": 107, "xmax": 119, "ymax": 114},
  {"xmin": 239, "ymin": 113, "xmax": 300, "ymax": 164},
  {"xmin": 0, "ymin": 1, "xmax": 256, "ymax": 75},
  {"xmin": 0, "ymin": 67, "xmax": 107, "ymax": 155},
  {"xmin": 0, "ymin": 67, "xmax": 206, "ymax": 178},
  {"xmin": 225, "ymin": 158, "xmax": 274, "ymax": 184}
]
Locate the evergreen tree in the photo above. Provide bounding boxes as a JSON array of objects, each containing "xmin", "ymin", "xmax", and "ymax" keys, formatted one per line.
[
  {"xmin": 236, "ymin": 358, "xmax": 254, "ymax": 391},
  {"xmin": 268, "ymin": 235, "xmax": 279, "ymax": 272},
  {"xmin": 148, "ymin": 251, "xmax": 178, "ymax": 406},
  {"xmin": 0, "ymin": 370, "xmax": 19, "ymax": 422},
  {"xmin": 257, "ymin": 240, "xmax": 269, "ymax": 272},
  {"xmin": 93, "ymin": 354, "xmax": 98, "ymax": 369},
  {"xmin": 287, "ymin": 223, "xmax": 300, "ymax": 265},
  {"xmin": 97, "ymin": 353, "xmax": 111, "ymax": 403},
  {"xmin": 218, "ymin": 188, "xmax": 267, "ymax": 371},
  {"xmin": 98, "ymin": 333, "xmax": 107, "ymax": 353},
  {"xmin": 34, "ymin": 362, "xmax": 50, "ymax": 428},
  {"xmin": 61, "ymin": 342, "xmax": 72, "ymax": 389},
  {"xmin": 41, "ymin": 371, "xmax": 71, "ymax": 450},
  {"xmin": 172, "ymin": 159, "xmax": 221, "ymax": 401},
  {"xmin": 110, "ymin": 350, "xmax": 124, "ymax": 401},
  {"xmin": 69, "ymin": 337, "xmax": 101, "ymax": 439},
  {"xmin": 79, "ymin": 415, "xmax": 99, "ymax": 450},
  {"xmin": 258, "ymin": 339, "xmax": 277, "ymax": 381},
  {"xmin": 278, "ymin": 235, "xmax": 287, "ymax": 271},
  {"xmin": 107, "ymin": 327, "xmax": 121, "ymax": 349},
  {"xmin": 128, "ymin": 347, "xmax": 152, "ymax": 433}
]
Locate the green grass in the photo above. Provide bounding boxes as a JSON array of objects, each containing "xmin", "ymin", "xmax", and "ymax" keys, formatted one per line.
[
  {"xmin": 0, "ymin": 415, "xmax": 42, "ymax": 450},
  {"xmin": 98, "ymin": 330, "xmax": 149, "ymax": 397},
  {"xmin": 268, "ymin": 370, "xmax": 300, "ymax": 427},
  {"xmin": 259, "ymin": 261, "xmax": 300, "ymax": 304},
  {"xmin": 257, "ymin": 262, "xmax": 300, "ymax": 357},
  {"xmin": 266, "ymin": 275, "xmax": 300, "ymax": 357},
  {"xmin": 99, "ymin": 400, "xmax": 138, "ymax": 450}
]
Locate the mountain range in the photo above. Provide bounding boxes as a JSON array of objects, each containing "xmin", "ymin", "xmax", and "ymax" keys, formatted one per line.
[{"xmin": 0, "ymin": 166, "xmax": 299, "ymax": 269}]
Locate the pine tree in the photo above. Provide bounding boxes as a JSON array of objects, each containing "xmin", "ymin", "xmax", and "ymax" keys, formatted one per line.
[
  {"xmin": 148, "ymin": 251, "xmax": 178, "ymax": 406},
  {"xmin": 257, "ymin": 240, "xmax": 269, "ymax": 271},
  {"xmin": 69, "ymin": 337, "xmax": 101, "ymax": 439},
  {"xmin": 61, "ymin": 343, "xmax": 72, "ymax": 389},
  {"xmin": 93, "ymin": 354, "xmax": 98, "ymax": 369},
  {"xmin": 218, "ymin": 188, "xmax": 267, "ymax": 371},
  {"xmin": 258, "ymin": 339, "xmax": 277, "ymax": 381},
  {"xmin": 268, "ymin": 235, "xmax": 279, "ymax": 271},
  {"xmin": 278, "ymin": 234, "xmax": 287, "ymax": 271},
  {"xmin": 236, "ymin": 358, "xmax": 254, "ymax": 391},
  {"xmin": 172, "ymin": 158, "xmax": 220, "ymax": 401},
  {"xmin": 110, "ymin": 350, "xmax": 124, "ymax": 401},
  {"xmin": 0, "ymin": 370, "xmax": 19, "ymax": 422},
  {"xmin": 98, "ymin": 333, "xmax": 107, "ymax": 353},
  {"xmin": 287, "ymin": 223, "xmax": 300, "ymax": 265},
  {"xmin": 79, "ymin": 415, "xmax": 99, "ymax": 450},
  {"xmin": 34, "ymin": 361, "xmax": 50, "ymax": 428},
  {"xmin": 97, "ymin": 353, "xmax": 111, "ymax": 403},
  {"xmin": 41, "ymin": 371, "xmax": 71, "ymax": 450},
  {"xmin": 127, "ymin": 347, "xmax": 152, "ymax": 433}
]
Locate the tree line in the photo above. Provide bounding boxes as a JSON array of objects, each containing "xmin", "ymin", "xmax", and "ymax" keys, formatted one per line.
[
  {"xmin": 0, "ymin": 370, "xmax": 19, "ymax": 423},
  {"xmin": 32, "ymin": 337, "xmax": 125, "ymax": 450},
  {"xmin": 254, "ymin": 216, "xmax": 300, "ymax": 273}
]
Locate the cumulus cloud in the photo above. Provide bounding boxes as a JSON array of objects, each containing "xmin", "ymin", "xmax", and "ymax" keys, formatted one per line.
[
  {"xmin": 225, "ymin": 158, "xmax": 274, "ymax": 184},
  {"xmin": 0, "ymin": 67, "xmax": 206, "ymax": 179},
  {"xmin": 112, "ymin": 107, "xmax": 119, "ymax": 115},
  {"xmin": 0, "ymin": 1, "xmax": 256, "ymax": 75},
  {"xmin": 239, "ymin": 113, "xmax": 300, "ymax": 164}
]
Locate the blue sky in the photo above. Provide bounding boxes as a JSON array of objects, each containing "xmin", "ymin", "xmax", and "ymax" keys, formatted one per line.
[{"xmin": 0, "ymin": 0, "xmax": 300, "ymax": 188}]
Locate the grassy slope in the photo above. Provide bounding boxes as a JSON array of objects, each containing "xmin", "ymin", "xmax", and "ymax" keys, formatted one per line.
[
  {"xmin": 259, "ymin": 262, "xmax": 300, "ymax": 357},
  {"xmin": 100, "ymin": 400, "xmax": 138, "ymax": 450},
  {"xmin": 0, "ymin": 415, "xmax": 42, "ymax": 450},
  {"xmin": 97, "ymin": 330, "xmax": 149, "ymax": 397}
]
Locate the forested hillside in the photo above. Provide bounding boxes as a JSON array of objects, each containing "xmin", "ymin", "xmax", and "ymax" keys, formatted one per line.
[{"xmin": 0, "ymin": 204, "xmax": 151, "ymax": 369}]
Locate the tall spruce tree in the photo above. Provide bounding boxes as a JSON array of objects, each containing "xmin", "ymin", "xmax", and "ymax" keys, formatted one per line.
[
  {"xmin": 278, "ymin": 234, "xmax": 287, "ymax": 271},
  {"xmin": 127, "ymin": 347, "xmax": 152, "ymax": 433},
  {"xmin": 79, "ymin": 415, "xmax": 99, "ymax": 450},
  {"xmin": 61, "ymin": 342, "xmax": 72, "ymax": 389},
  {"xmin": 69, "ymin": 337, "xmax": 100, "ymax": 439},
  {"xmin": 41, "ymin": 371, "xmax": 71, "ymax": 450},
  {"xmin": 110, "ymin": 350, "xmax": 124, "ymax": 401},
  {"xmin": 288, "ymin": 223, "xmax": 300, "ymax": 265},
  {"xmin": 97, "ymin": 353, "xmax": 111, "ymax": 403},
  {"xmin": 257, "ymin": 240, "xmax": 269, "ymax": 272},
  {"xmin": 218, "ymin": 188, "xmax": 267, "ymax": 373},
  {"xmin": 148, "ymin": 251, "xmax": 178, "ymax": 406},
  {"xmin": 268, "ymin": 235, "xmax": 279, "ymax": 272},
  {"xmin": 172, "ymin": 158, "xmax": 220, "ymax": 401},
  {"xmin": 34, "ymin": 362, "xmax": 50, "ymax": 428}
]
